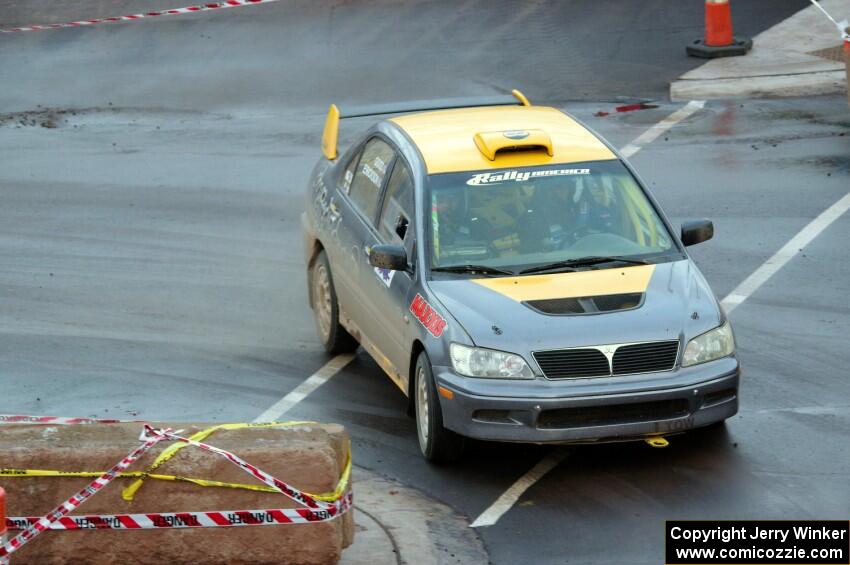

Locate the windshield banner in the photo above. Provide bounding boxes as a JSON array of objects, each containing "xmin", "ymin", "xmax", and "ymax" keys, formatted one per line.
[{"xmin": 466, "ymin": 168, "xmax": 590, "ymax": 186}]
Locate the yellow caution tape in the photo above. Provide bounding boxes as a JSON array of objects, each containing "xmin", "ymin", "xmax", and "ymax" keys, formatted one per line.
[{"xmin": 0, "ymin": 421, "xmax": 351, "ymax": 504}]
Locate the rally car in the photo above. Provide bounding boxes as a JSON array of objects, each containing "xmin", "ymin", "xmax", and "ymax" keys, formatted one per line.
[{"xmin": 301, "ymin": 90, "xmax": 738, "ymax": 462}]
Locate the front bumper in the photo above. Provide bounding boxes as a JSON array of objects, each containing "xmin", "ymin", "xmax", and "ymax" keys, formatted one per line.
[{"xmin": 434, "ymin": 357, "xmax": 739, "ymax": 443}]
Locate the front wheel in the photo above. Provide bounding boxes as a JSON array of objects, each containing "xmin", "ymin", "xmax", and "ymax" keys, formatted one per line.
[
  {"xmin": 414, "ymin": 351, "xmax": 465, "ymax": 463},
  {"xmin": 310, "ymin": 250, "xmax": 358, "ymax": 354}
]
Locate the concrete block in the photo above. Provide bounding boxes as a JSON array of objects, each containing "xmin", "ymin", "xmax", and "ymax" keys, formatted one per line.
[{"xmin": 0, "ymin": 422, "xmax": 353, "ymax": 564}]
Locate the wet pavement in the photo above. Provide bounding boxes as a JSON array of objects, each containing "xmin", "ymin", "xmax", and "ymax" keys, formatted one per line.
[{"xmin": 1, "ymin": 1, "xmax": 848, "ymax": 564}]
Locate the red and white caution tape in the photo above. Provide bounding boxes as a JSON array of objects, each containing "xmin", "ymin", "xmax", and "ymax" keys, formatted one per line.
[
  {"xmin": 0, "ymin": 424, "xmax": 351, "ymax": 558},
  {"xmin": 6, "ymin": 492, "xmax": 353, "ymax": 531},
  {"xmin": 0, "ymin": 427, "xmax": 168, "ymax": 559},
  {"xmin": 0, "ymin": 0, "xmax": 281, "ymax": 34},
  {"xmin": 148, "ymin": 426, "xmax": 341, "ymax": 512},
  {"xmin": 0, "ymin": 415, "xmax": 133, "ymax": 425}
]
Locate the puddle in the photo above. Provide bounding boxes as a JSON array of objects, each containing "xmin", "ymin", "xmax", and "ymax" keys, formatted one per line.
[
  {"xmin": 757, "ymin": 107, "xmax": 850, "ymax": 129},
  {"xmin": 760, "ymin": 109, "xmax": 820, "ymax": 121},
  {"xmin": 0, "ymin": 106, "xmax": 214, "ymax": 129},
  {"xmin": 763, "ymin": 155, "xmax": 850, "ymax": 175},
  {"xmin": 0, "ymin": 108, "xmax": 69, "ymax": 129}
]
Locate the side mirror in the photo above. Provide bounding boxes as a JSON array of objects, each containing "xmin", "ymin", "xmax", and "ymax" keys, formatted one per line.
[
  {"xmin": 681, "ymin": 219, "xmax": 714, "ymax": 247},
  {"xmin": 369, "ymin": 244, "xmax": 407, "ymax": 271}
]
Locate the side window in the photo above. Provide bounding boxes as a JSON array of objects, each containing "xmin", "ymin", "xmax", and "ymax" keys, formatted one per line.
[
  {"xmin": 348, "ymin": 138, "xmax": 395, "ymax": 222},
  {"xmin": 378, "ymin": 160, "xmax": 415, "ymax": 255},
  {"xmin": 340, "ymin": 148, "xmax": 361, "ymax": 194}
]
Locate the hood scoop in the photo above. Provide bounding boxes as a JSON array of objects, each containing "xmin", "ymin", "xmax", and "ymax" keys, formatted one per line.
[
  {"xmin": 525, "ymin": 292, "xmax": 644, "ymax": 315},
  {"xmin": 473, "ymin": 129, "xmax": 553, "ymax": 160}
]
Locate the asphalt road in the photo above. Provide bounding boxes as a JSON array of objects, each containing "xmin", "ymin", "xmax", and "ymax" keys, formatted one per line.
[{"xmin": 1, "ymin": 1, "xmax": 848, "ymax": 564}]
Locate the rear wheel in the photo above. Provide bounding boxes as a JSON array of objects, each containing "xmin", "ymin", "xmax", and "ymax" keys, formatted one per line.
[
  {"xmin": 310, "ymin": 250, "xmax": 357, "ymax": 354},
  {"xmin": 414, "ymin": 351, "xmax": 465, "ymax": 463}
]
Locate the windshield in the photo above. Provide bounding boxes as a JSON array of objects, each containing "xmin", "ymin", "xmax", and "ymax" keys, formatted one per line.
[{"xmin": 427, "ymin": 160, "xmax": 677, "ymax": 272}]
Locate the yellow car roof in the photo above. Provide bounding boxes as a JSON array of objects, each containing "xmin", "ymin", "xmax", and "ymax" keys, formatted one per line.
[{"xmin": 390, "ymin": 105, "xmax": 616, "ymax": 174}]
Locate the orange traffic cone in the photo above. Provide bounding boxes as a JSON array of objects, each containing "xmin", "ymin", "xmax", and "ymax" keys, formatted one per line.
[{"xmin": 687, "ymin": 0, "xmax": 752, "ymax": 58}]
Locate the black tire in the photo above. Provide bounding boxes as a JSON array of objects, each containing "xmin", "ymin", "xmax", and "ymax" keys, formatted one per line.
[
  {"xmin": 309, "ymin": 250, "xmax": 358, "ymax": 354},
  {"xmin": 414, "ymin": 351, "xmax": 465, "ymax": 463}
]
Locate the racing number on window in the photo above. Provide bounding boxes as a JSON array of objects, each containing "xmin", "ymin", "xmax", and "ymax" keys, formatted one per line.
[
  {"xmin": 340, "ymin": 148, "xmax": 361, "ymax": 194},
  {"xmin": 348, "ymin": 138, "xmax": 395, "ymax": 221},
  {"xmin": 378, "ymin": 160, "xmax": 415, "ymax": 257}
]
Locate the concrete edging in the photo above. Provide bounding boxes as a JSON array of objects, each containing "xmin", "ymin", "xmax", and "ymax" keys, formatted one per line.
[
  {"xmin": 670, "ymin": 0, "xmax": 849, "ymax": 100},
  {"xmin": 341, "ymin": 467, "xmax": 488, "ymax": 565},
  {"xmin": 671, "ymin": 70, "xmax": 847, "ymax": 101}
]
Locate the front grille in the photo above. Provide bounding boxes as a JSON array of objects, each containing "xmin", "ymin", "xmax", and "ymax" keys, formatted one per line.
[
  {"xmin": 537, "ymin": 399, "xmax": 690, "ymax": 429},
  {"xmin": 533, "ymin": 340, "xmax": 680, "ymax": 379},
  {"xmin": 612, "ymin": 340, "xmax": 679, "ymax": 375},
  {"xmin": 532, "ymin": 348, "xmax": 610, "ymax": 379}
]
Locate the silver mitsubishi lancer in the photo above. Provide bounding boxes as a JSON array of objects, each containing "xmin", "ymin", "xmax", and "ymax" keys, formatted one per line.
[{"xmin": 302, "ymin": 92, "xmax": 738, "ymax": 462}]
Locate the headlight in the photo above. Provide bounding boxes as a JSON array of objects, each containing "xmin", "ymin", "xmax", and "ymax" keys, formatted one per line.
[
  {"xmin": 682, "ymin": 322, "xmax": 735, "ymax": 367},
  {"xmin": 449, "ymin": 343, "xmax": 534, "ymax": 379}
]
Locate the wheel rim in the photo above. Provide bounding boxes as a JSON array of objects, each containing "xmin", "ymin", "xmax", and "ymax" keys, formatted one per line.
[
  {"xmin": 416, "ymin": 366, "xmax": 430, "ymax": 451},
  {"xmin": 313, "ymin": 263, "xmax": 332, "ymax": 341}
]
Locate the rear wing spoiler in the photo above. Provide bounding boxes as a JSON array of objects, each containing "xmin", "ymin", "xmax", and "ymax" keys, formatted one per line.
[{"xmin": 321, "ymin": 89, "xmax": 531, "ymax": 160}]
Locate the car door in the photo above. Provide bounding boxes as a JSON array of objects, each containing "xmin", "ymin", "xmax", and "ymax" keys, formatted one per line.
[
  {"xmin": 335, "ymin": 137, "xmax": 397, "ymax": 339},
  {"xmin": 360, "ymin": 156, "xmax": 417, "ymax": 388},
  {"xmin": 320, "ymin": 143, "xmax": 362, "ymax": 323}
]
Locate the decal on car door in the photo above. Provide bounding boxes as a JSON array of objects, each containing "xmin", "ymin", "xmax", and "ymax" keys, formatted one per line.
[
  {"xmin": 409, "ymin": 293, "xmax": 447, "ymax": 338},
  {"xmin": 374, "ymin": 266, "xmax": 396, "ymax": 288}
]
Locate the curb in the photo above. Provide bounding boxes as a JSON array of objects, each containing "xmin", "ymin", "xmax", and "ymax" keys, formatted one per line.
[
  {"xmin": 670, "ymin": 0, "xmax": 849, "ymax": 101},
  {"xmin": 671, "ymin": 70, "xmax": 847, "ymax": 101},
  {"xmin": 341, "ymin": 467, "xmax": 488, "ymax": 565}
]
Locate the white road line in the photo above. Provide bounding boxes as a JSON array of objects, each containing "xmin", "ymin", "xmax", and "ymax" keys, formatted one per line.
[
  {"xmin": 721, "ymin": 191, "xmax": 850, "ymax": 314},
  {"xmin": 253, "ymin": 353, "xmax": 355, "ymax": 423},
  {"xmin": 470, "ymin": 448, "xmax": 568, "ymax": 528},
  {"xmin": 619, "ymin": 100, "xmax": 705, "ymax": 158},
  {"xmin": 470, "ymin": 101, "xmax": 706, "ymax": 529}
]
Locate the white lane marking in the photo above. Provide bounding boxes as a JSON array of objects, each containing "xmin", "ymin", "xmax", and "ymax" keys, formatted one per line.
[
  {"xmin": 470, "ymin": 102, "xmax": 707, "ymax": 529},
  {"xmin": 253, "ymin": 353, "xmax": 355, "ymax": 423},
  {"xmin": 721, "ymin": 191, "xmax": 850, "ymax": 314},
  {"xmin": 470, "ymin": 448, "xmax": 568, "ymax": 528},
  {"xmin": 619, "ymin": 100, "xmax": 705, "ymax": 158}
]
